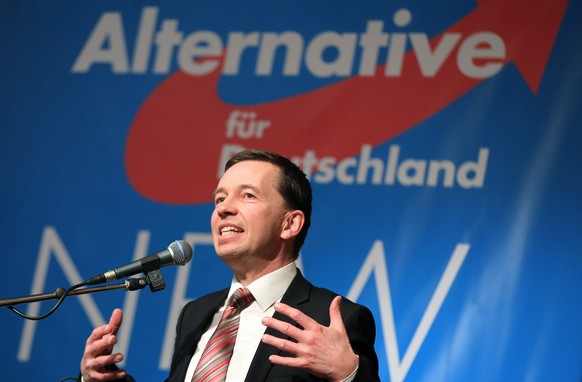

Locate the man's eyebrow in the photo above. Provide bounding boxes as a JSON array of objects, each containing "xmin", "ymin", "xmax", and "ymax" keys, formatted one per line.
[
  {"xmin": 240, "ymin": 184, "xmax": 261, "ymax": 194},
  {"xmin": 212, "ymin": 184, "xmax": 261, "ymax": 199},
  {"xmin": 212, "ymin": 187, "xmax": 224, "ymax": 199}
]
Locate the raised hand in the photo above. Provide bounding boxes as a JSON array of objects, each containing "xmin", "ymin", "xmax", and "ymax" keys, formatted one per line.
[
  {"xmin": 261, "ymin": 296, "xmax": 359, "ymax": 382},
  {"xmin": 80, "ymin": 308, "xmax": 127, "ymax": 382}
]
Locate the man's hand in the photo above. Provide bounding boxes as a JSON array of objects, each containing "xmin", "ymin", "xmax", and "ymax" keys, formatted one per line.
[
  {"xmin": 261, "ymin": 296, "xmax": 359, "ymax": 382},
  {"xmin": 80, "ymin": 308, "xmax": 127, "ymax": 382}
]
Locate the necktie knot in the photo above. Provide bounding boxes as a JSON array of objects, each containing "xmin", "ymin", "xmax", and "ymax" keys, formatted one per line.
[
  {"xmin": 191, "ymin": 287, "xmax": 255, "ymax": 382},
  {"xmin": 228, "ymin": 287, "xmax": 254, "ymax": 311}
]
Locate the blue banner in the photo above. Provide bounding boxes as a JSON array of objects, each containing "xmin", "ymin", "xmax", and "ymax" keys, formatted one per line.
[{"xmin": 1, "ymin": 1, "xmax": 580, "ymax": 381}]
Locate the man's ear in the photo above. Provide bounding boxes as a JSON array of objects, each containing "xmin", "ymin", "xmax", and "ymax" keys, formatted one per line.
[{"xmin": 281, "ymin": 210, "xmax": 305, "ymax": 240}]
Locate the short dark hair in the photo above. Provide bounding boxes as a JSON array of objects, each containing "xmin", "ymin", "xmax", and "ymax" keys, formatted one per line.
[{"xmin": 225, "ymin": 148, "xmax": 312, "ymax": 258}]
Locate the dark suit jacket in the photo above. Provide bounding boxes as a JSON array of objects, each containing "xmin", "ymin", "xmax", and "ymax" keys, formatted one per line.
[{"xmin": 165, "ymin": 270, "xmax": 380, "ymax": 381}]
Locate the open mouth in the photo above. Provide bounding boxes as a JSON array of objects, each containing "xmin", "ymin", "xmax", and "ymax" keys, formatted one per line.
[{"xmin": 220, "ymin": 226, "xmax": 243, "ymax": 236}]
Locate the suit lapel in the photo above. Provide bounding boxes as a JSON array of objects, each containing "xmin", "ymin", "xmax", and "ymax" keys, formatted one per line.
[
  {"xmin": 169, "ymin": 289, "xmax": 229, "ymax": 382},
  {"xmin": 244, "ymin": 270, "xmax": 312, "ymax": 382}
]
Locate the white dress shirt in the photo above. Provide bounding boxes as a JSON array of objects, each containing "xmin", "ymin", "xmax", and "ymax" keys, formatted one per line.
[
  {"xmin": 184, "ymin": 262, "xmax": 298, "ymax": 382},
  {"xmin": 81, "ymin": 262, "xmax": 358, "ymax": 382}
]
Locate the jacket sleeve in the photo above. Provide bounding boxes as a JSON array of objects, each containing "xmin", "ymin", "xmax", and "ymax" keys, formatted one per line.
[{"xmin": 341, "ymin": 301, "xmax": 381, "ymax": 382}]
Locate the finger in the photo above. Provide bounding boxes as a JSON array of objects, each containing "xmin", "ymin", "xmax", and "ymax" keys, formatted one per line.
[
  {"xmin": 86, "ymin": 352, "xmax": 123, "ymax": 369},
  {"xmin": 268, "ymin": 353, "xmax": 306, "ymax": 369},
  {"xmin": 108, "ymin": 308, "xmax": 123, "ymax": 334},
  {"xmin": 84, "ymin": 359, "xmax": 127, "ymax": 382},
  {"xmin": 81, "ymin": 341, "xmax": 125, "ymax": 381},
  {"xmin": 273, "ymin": 302, "xmax": 318, "ymax": 330},
  {"xmin": 86, "ymin": 309, "xmax": 123, "ymax": 346},
  {"xmin": 84, "ymin": 334, "xmax": 117, "ymax": 359},
  {"xmin": 85, "ymin": 370, "xmax": 127, "ymax": 382},
  {"xmin": 86, "ymin": 326, "xmax": 113, "ymax": 348},
  {"xmin": 261, "ymin": 333, "xmax": 302, "ymax": 355},
  {"xmin": 96, "ymin": 352, "xmax": 124, "ymax": 368},
  {"xmin": 262, "ymin": 315, "xmax": 304, "ymax": 340}
]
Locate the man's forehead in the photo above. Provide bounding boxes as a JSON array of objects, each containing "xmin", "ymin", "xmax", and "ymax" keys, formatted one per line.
[
  {"xmin": 223, "ymin": 160, "xmax": 279, "ymax": 179},
  {"xmin": 215, "ymin": 160, "xmax": 280, "ymax": 191}
]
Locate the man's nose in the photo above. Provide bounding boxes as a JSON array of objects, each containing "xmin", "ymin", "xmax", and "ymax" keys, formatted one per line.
[{"xmin": 216, "ymin": 198, "xmax": 237, "ymax": 217}]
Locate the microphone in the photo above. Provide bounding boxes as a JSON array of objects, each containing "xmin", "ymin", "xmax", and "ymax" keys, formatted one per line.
[{"xmin": 86, "ymin": 240, "xmax": 193, "ymax": 285}]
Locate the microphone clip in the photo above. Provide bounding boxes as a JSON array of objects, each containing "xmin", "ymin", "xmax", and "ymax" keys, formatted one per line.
[
  {"xmin": 146, "ymin": 268, "xmax": 166, "ymax": 292},
  {"xmin": 141, "ymin": 255, "xmax": 166, "ymax": 292}
]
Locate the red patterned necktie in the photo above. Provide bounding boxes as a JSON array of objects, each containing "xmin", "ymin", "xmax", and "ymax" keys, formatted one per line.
[{"xmin": 192, "ymin": 287, "xmax": 255, "ymax": 382}]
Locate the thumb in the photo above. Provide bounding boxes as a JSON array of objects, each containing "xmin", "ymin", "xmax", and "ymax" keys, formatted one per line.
[
  {"xmin": 108, "ymin": 308, "xmax": 123, "ymax": 334},
  {"xmin": 329, "ymin": 295, "xmax": 346, "ymax": 332}
]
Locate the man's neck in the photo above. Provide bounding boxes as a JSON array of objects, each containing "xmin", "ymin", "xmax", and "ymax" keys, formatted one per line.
[{"xmin": 230, "ymin": 257, "xmax": 295, "ymax": 286}]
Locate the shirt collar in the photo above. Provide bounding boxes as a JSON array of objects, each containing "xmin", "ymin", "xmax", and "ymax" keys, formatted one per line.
[{"xmin": 229, "ymin": 262, "xmax": 297, "ymax": 312}]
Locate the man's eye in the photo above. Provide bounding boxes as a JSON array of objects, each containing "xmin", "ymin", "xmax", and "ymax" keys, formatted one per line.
[
  {"xmin": 244, "ymin": 193, "xmax": 255, "ymax": 199},
  {"xmin": 215, "ymin": 197, "xmax": 225, "ymax": 205}
]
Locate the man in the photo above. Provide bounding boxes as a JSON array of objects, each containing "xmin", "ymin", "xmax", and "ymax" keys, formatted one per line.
[{"xmin": 81, "ymin": 149, "xmax": 380, "ymax": 381}]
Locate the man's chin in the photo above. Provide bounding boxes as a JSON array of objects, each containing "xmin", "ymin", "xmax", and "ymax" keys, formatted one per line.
[{"xmin": 217, "ymin": 250, "xmax": 243, "ymax": 261}]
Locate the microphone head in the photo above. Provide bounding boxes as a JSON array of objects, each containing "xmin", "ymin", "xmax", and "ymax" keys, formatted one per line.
[{"xmin": 168, "ymin": 240, "xmax": 193, "ymax": 266}]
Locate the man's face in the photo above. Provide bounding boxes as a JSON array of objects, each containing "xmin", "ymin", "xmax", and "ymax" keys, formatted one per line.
[{"xmin": 211, "ymin": 160, "xmax": 290, "ymax": 262}]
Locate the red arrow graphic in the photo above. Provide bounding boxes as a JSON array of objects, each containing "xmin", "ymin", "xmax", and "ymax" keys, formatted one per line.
[{"xmin": 125, "ymin": 0, "xmax": 568, "ymax": 204}]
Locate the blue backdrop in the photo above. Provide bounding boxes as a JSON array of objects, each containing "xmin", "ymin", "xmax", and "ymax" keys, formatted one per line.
[{"xmin": 1, "ymin": 1, "xmax": 580, "ymax": 381}]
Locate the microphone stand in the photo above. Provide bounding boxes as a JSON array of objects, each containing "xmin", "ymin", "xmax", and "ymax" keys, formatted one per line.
[
  {"xmin": 1, "ymin": 265, "xmax": 168, "ymax": 320},
  {"xmin": 0, "ymin": 278, "xmax": 149, "ymax": 308}
]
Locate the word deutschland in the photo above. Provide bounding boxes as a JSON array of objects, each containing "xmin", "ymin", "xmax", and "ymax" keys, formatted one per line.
[
  {"xmin": 72, "ymin": 7, "xmax": 505, "ymax": 80},
  {"xmin": 220, "ymin": 144, "xmax": 489, "ymax": 188}
]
